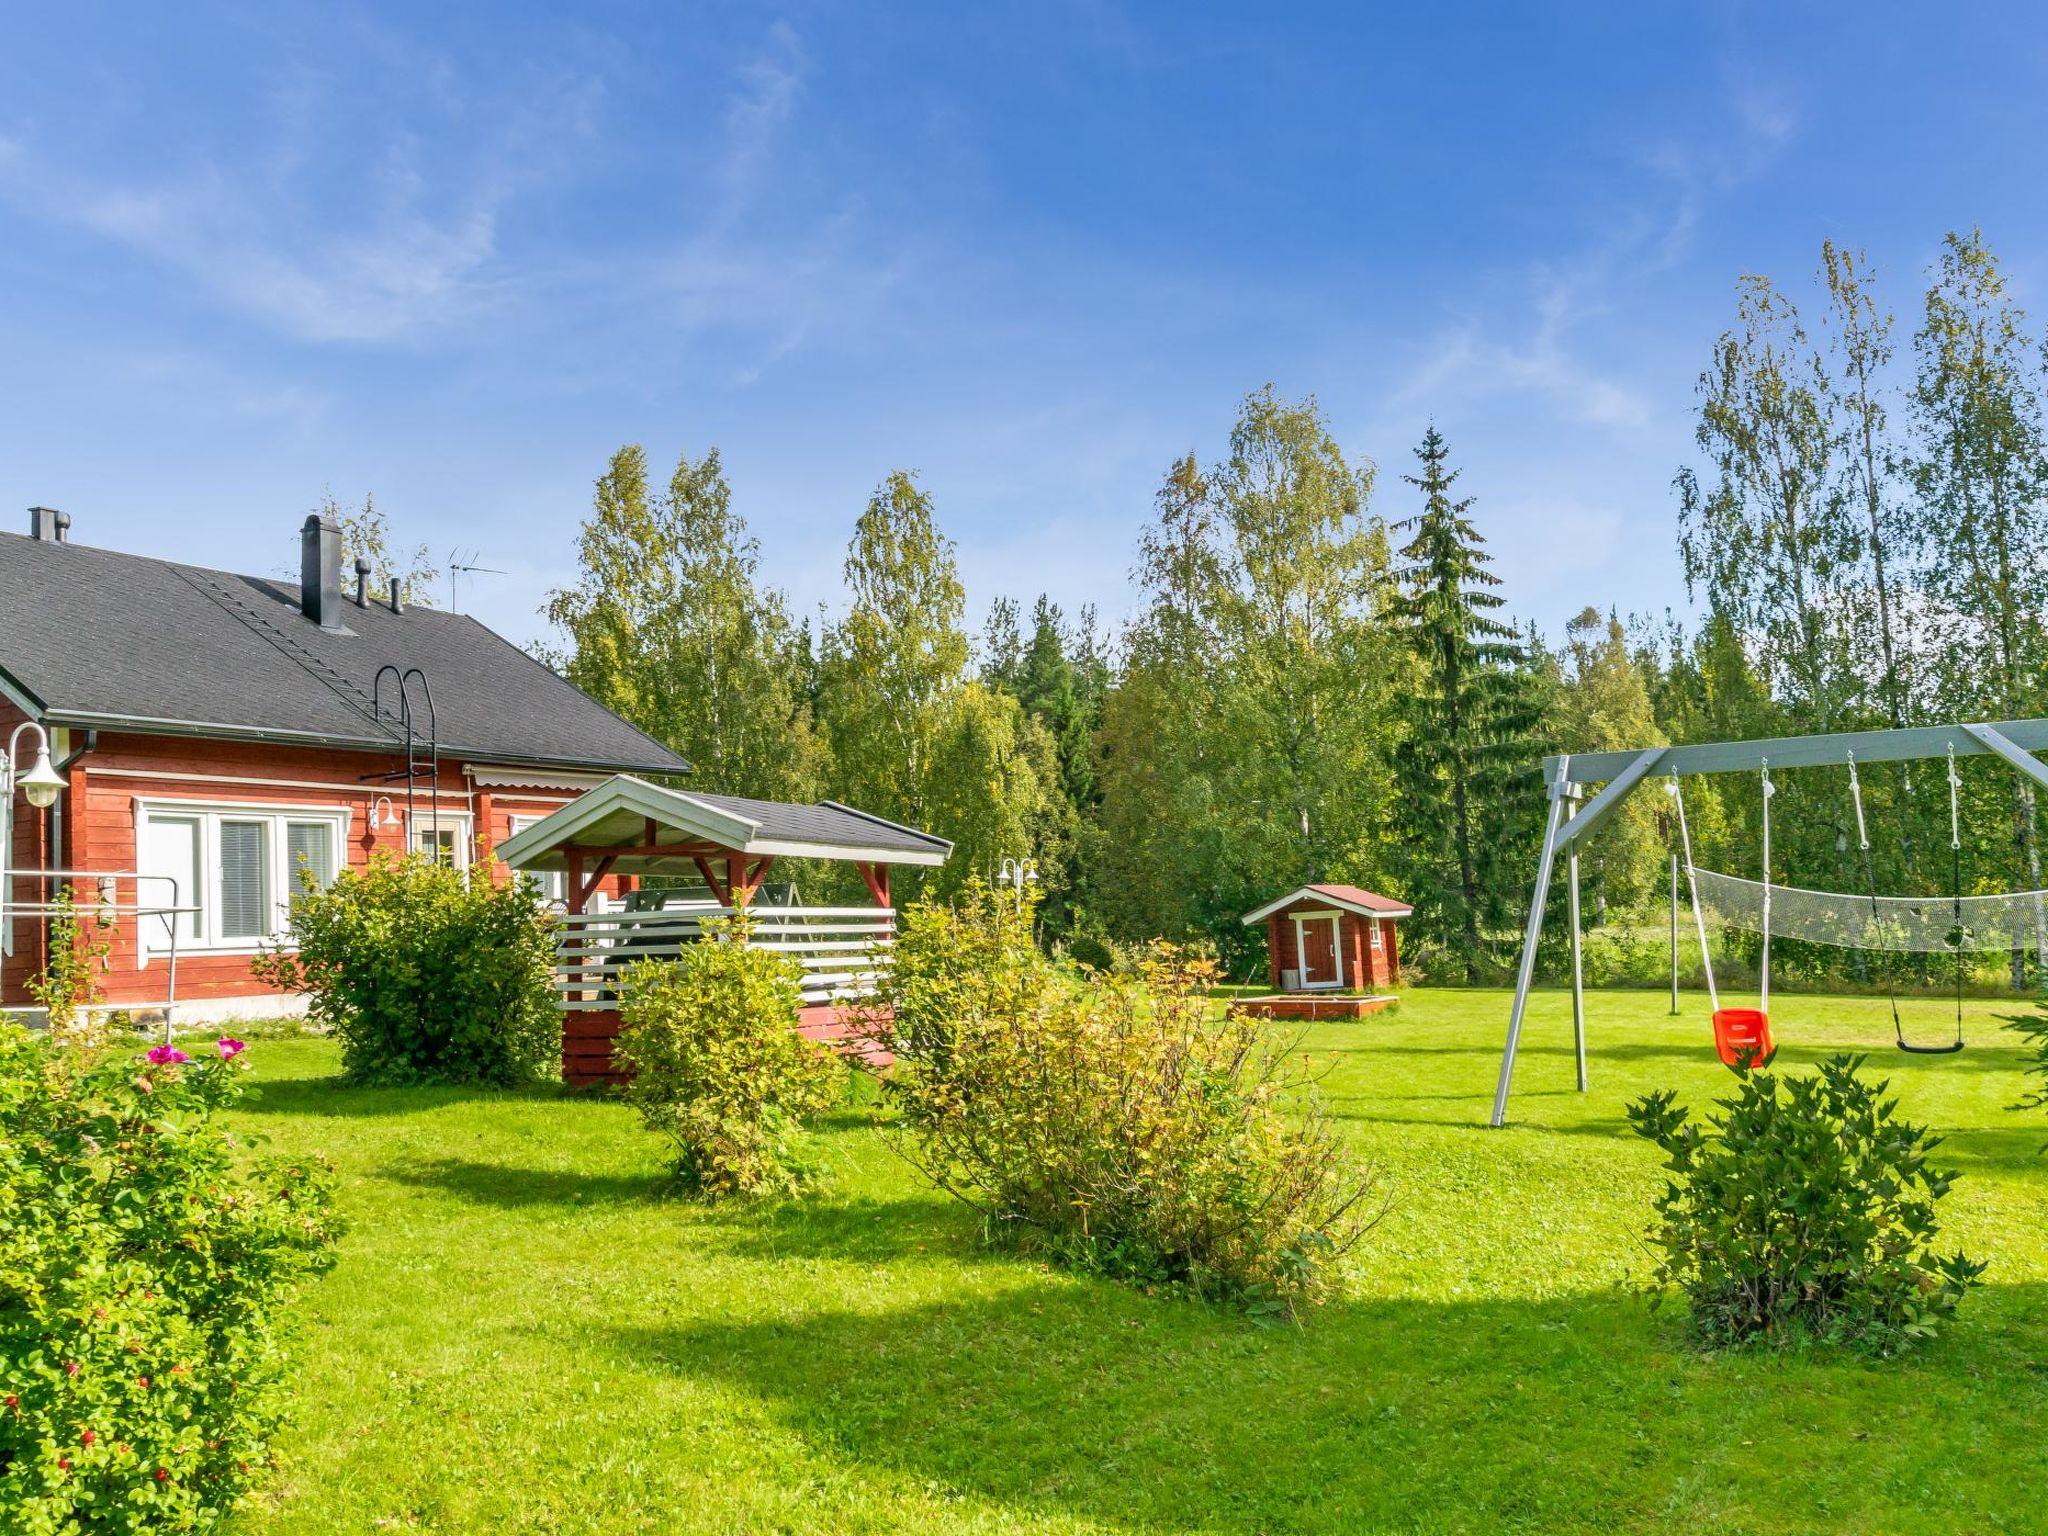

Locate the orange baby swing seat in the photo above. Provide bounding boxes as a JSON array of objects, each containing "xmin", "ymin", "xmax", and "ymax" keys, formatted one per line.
[{"xmin": 1710, "ymin": 1007, "xmax": 1774, "ymax": 1069}]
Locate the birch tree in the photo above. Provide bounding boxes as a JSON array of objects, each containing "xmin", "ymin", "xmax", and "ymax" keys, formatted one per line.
[
  {"xmin": 1677, "ymin": 276, "xmax": 1863, "ymax": 729},
  {"xmin": 546, "ymin": 444, "xmax": 825, "ymax": 800},
  {"xmin": 324, "ymin": 492, "xmax": 437, "ymax": 608},
  {"xmin": 1820, "ymin": 242, "xmax": 1913, "ymax": 727},
  {"xmin": 819, "ymin": 472, "xmax": 1048, "ymax": 895},
  {"xmin": 1096, "ymin": 454, "xmax": 1227, "ymax": 940},
  {"xmin": 1908, "ymin": 229, "xmax": 2048, "ymax": 976},
  {"xmin": 1207, "ymin": 387, "xmax": 1392, "ymax": 896}
]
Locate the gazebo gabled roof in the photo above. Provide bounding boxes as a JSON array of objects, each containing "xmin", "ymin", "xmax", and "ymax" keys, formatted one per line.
[{"xmin": 495, "ymin": 773, "xmax": 952, "ymax": 876}]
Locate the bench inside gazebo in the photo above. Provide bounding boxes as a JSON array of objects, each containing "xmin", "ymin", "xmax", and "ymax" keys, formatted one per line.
[{"xmin": 495, "ymin": 775, "xmax": 952, "ymax": 1085}]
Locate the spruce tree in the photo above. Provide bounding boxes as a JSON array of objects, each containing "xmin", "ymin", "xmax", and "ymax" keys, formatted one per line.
[{"xmin": 1390, "ymin": 427, "xmax": 1542, "ymax": 982}]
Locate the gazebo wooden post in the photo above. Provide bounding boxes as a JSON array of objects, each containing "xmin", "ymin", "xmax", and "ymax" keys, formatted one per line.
[
  {"xmin": 691, "ymin": 854, "xmax": 731, "ymax": 906},
  {"xmin": 563, "ymin": 849, "xmax": 587, "ymax": 1007},
  {"xmin": 725, "ymin": 853, "xmax": 775, "ymax": 910},
  {"xmin": 855, "ymin": 861, "xmax": 890, "ymax": 908}
]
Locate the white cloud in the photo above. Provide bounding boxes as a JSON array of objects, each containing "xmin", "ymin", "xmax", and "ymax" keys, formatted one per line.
[
  {"xmin": 0, "ymin": 44, "xmax": 604, "ymax": 346},
  {"xmin": 716, "ymin": 21, "xmax": 806, "ymax": 222},
  {"xmin": 1378, "ymin": 65, "xmax": 1802, "ymax": 447},
  {"xmin": 631, "ymin": 21, "xmax": 917, "ymax": 387}
]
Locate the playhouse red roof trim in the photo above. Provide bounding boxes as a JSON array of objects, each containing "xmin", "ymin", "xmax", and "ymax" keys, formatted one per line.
[{"xmin": 1240, "ymin": 883, "xmax": 1414, "ymax": 925}]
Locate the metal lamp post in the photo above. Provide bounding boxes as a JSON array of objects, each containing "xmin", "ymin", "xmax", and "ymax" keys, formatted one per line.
[{"xmin": 997, "ymin": 857, "xmax": 1038, "ymax": 913}]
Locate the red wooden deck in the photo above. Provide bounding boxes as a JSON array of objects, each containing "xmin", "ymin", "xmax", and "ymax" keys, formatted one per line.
[{"xmin": 1233, "ymin": 993, "xmax": 1398, "ymax": 1021}]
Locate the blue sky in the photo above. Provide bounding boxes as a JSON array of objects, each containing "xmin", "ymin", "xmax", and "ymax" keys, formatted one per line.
[{"xmin": 3, "ymin": 3, "xmax": 2046, "ymax": 652}]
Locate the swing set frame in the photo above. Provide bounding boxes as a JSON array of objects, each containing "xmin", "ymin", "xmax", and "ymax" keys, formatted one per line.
[{"xmin": 1488, "ymin": 715, "xmax": 2048, "ymax": 1128}]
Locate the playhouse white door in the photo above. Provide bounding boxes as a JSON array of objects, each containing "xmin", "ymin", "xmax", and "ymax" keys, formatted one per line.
[{"xmin": 1296, "ymin": 914, "xmax": 1343, "ymax": 989}]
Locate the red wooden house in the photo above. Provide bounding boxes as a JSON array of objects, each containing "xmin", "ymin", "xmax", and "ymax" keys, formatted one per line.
[
  {"xmin": 0, "ymin": 508, "xmax": 689, "ymax": 1025},
  {"xmin": 1237, "ymin": 883, "xmax": 1410, "ymax": 1020}
]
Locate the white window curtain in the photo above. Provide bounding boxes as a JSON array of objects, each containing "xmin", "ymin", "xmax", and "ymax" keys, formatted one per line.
[
  {"xmin": 218, "ymin": 820, "xmax": 270, "ymax": 939},
  {"xmin": 286, "ymin": 820, "xmax": 336, "ymax": 891}
]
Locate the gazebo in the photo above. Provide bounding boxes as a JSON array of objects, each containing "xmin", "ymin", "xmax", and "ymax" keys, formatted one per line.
[{"xmin": 496, "ymin": 775, "xmax": 951, "ymax": 1084}]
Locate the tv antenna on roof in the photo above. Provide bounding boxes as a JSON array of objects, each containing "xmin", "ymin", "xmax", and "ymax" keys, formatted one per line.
[{"xmin": 445, "ymin": 548, "xmax": 504, "ymax": 614}]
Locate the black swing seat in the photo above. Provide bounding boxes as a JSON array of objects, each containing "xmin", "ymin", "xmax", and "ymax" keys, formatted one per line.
[{"xmin": 1897, "ymin": 1036, "xmax": 1965, "ymax": 1056}]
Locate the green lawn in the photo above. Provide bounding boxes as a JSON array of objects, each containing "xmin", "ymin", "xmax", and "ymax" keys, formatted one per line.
[{"xmin": 225, "ymin": 988, "xmax": 2048, "ymax": 1535}]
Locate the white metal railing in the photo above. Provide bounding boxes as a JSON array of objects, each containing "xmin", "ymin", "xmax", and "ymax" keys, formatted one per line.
[
  {"xmin": 552, "ymin": 905, "xmax": 893, "ymax": 1013},
  {"xmin": 1, "ymin": 868, "xmax": 200, "ymax": 1042}
]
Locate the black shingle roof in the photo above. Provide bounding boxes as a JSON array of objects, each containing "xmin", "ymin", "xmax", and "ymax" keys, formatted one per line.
[
  {"xmin": 683, "ymin": 790, "xmax": 952, "ymax": 856},
  {"xmin": 493, "ymin": 775, "xmax": 951, "ymax": 871},
  {"xmin": 0, "ymin": 530, "xmax": 689, "ymax": 775}
]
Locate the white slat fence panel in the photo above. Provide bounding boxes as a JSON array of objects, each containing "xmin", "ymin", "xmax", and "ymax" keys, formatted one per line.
[{"xmin": 552, "ymin": 905, "xmax": 895, "ymax": 1011}]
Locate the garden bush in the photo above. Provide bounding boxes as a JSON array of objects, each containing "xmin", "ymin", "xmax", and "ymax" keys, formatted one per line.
[
  {"xmin": 0, "ymin": 1028, "xmax": 341, "ymax": 1534},
  {"xmin": 254, "ymin": 852, "xmax": 558, "ymax": 1087},
  {"xmin": 26, "ymin": 884, "xmax": 114, "ymax": 1045},
  {"xmin": 874, "ymin": 882, "xmax": 1383, "ymax": 1316},
  {"xmin": 1628, "ymin": 1053, "xmax": 1985, "ymax": 1350},
  {"xmin": 614, "ymin": 915, "xmax": 840, "ymax": 1198}
]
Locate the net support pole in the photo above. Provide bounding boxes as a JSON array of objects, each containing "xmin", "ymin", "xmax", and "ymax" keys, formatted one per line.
[
  {"xmin": 1962, "ymin": 723, "xmax": 2048, "ymax": 974},
  {"xmin": 1669, "ymin": 853, "xmax": 1680, "ymax": 1014},
  {"xmin": 1566, "ymin": 791, "xmax": 1587, "ymax": 1093},
  {"xmin": 1491, "ymin": 755, "xmax": 1572, "ymax": 1129}
]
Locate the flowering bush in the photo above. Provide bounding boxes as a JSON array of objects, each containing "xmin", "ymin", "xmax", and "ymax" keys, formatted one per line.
[
  {"xmin": 0, "ymin": 1028, "xmax": 341, "ymax": 1533},
  {"xmin": 614, "ymin": 915, "xmax": 840, "ymax": 1198},
  {"xmin": 254, "ymin": 851, "xmax": 559, "ymax": 1086},
  {"xmin": 1628, "ymin": 1053, "xmax": 1985, "ymax": 1350},
  {"xmin": 874, "ymin": 882, "xmax": 1384, "ymax": 1317},
  {"xmin": 26, "ymin": 885, "xmax": 114, "ymax": 1046}
]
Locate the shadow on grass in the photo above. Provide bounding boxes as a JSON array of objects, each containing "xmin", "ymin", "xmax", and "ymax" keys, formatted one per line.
[
  {"xmin": 698, "ymin": 1194, "xmax": 982, "ymax": 1264},
  {"xmin": 247, "ymin": 1074, "xmax": 576, "ymax": 1118},
  {"xmin": 598, "ymin": 1273, "xmax": 2048, "ymax": 1534},
  {"xmin": 380, "ymin": 1153, "xmax": 980, "ymax": 1263},
  {"xmin": 380, "ymin": 1156, "xmax": 671, "ymax": 1208},
  {"xmin": 1927, "ymin": 1125, "xmax": 2048, "ymax": 1175},
  {"xmin": 1337, "ymin": 1111, "xmax": 1647, "ymax": 1141}
]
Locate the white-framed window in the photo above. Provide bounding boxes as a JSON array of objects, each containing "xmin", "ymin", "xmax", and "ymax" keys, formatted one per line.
[
  {"xmin": 409, "ymin": 810, "xmax": 474, "ymax": 870},
  {"xmin": 507, "ymin": 814, "xmax": 567, "ymax": 907},
  {"xmin": 136, "ymin": 800, "xmax": 349, "ymax": 956},
  {"xmin": 1369, "ymin": 922, "xmax": 1383, "ymax": 951}
]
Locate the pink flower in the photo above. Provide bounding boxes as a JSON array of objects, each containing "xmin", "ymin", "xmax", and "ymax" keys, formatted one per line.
[
  {"xmin": 145, "ymin": 1046, "xmax": 188, "ymax": 1066},
  {"xmin": 215, "ymin": 1037, "xmax": 246, "ymax": 1060}
]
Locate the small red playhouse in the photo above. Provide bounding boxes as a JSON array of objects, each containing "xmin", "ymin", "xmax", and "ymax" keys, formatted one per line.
[{"xmin": 1237, "ymin": 883, "xmax": 1410, "ymax": 1020}]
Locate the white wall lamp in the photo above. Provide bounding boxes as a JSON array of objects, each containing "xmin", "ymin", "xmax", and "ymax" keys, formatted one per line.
[
  {"xmin": 370, "ymin": 795, "xmax": 402, "ymax": 831},
  {"xmin": 1, "ymin": 722, "xmax": 66, "ymax": 959},
  {"xmin": 4, "ymin": 721, "xmax": 67, "ymax": 810}
]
